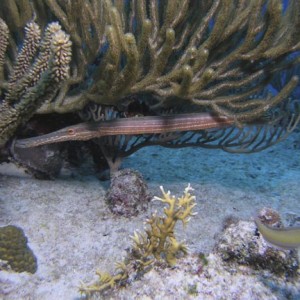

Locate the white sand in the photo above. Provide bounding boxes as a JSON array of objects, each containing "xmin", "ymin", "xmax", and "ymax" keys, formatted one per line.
[{"xmin": 0, "ymin": 130, "xmax": 299, "ymax": 299}]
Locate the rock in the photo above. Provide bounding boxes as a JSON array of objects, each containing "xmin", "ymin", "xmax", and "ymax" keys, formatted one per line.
[
  {"xmin": 215, "ymin": 216, "xmax": 299, "ymax": 276},
  {"xmin": 105, "ymin": 169, "xmax": 151, "ymax": 217},
  {"xmin": 11, "ymin": 142, "xmax": 63, "ymax": 179}
]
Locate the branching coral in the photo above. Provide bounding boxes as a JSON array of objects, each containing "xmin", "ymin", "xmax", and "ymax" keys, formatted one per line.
[
  {"xmin": 132, "ymin": 184, "xmax": 196, "ymax": 267},
  {"xmin": 0, "ymin": 18, "xmax": 72, "ymax": 146},
  {"xmin": 31, "ymin": 0, "xmax": 300, "ymax": 123},
  {"xmin": 79, "ymin": 184, "xmax": 197, "ymax": 295},
  {"xmin": 0, "ymin": 0, "xmax": 298, "ymax": 124}
]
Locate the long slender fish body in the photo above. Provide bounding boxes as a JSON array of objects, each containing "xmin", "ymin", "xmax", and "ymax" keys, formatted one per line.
[
  {"xmin": 15, "ymin": 113, "xmax": 234, "ymax": 148},
  {"xmin": 255, "ymin": 218, "xmax": 300, "ymax": 250}
]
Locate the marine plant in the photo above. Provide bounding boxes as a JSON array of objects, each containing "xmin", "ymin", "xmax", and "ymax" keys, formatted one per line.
[
  {"xmin": 79, "ymin": 184, "xmax": 197, "ymax": 295},
  {"xmin": 0, "ymin": 0, "xmax": 299, "ymax": 172},
  {"xmin": 1, "ymin": 0, "xmax": 297, "ymax": 116}
]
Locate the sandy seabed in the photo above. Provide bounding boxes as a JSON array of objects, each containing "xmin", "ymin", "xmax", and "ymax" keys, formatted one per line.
[{"xmin": 0, "ymin": 130, "xmax": 300, "ymax": 300}]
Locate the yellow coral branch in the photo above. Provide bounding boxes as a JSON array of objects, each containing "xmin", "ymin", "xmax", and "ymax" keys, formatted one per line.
[{"xmin": 80, "ymin": 184, "xmax": 197, "ymax": 296}]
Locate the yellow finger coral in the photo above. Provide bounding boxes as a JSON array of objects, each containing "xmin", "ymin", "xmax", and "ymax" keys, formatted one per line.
[
  {"xmin": 80, "ymin": 184, "xmax": 197, "ymax": 296},
  {"xmin": 133, "ymin": 184, "xmax": 197, "ymax": 267}
]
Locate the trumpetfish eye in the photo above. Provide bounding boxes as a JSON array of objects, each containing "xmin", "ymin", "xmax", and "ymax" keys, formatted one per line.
[{"xmin": 67, "ymin": 128, "xmax": 75, "ymax": 135}]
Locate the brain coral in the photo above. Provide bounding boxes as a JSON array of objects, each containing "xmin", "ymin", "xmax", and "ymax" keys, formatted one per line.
[{"xmin": 0, "ymin": 225, "xmax": 37, "ymax": 273}]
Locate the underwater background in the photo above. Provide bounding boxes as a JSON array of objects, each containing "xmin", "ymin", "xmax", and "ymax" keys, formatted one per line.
[{"xmin": 0, "ymin": 0, "xmax": 300, "ymax": 299}]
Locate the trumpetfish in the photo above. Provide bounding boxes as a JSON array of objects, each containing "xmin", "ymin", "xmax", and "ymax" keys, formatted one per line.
[{"xmin": 14, "ymin": 112, "xmax": 235, "ymax": 148}]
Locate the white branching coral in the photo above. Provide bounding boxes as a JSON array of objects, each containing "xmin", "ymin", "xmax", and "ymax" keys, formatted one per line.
[{"xmin": 0, "ymin": 19, "xmax": 71, "ymax": 146}]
